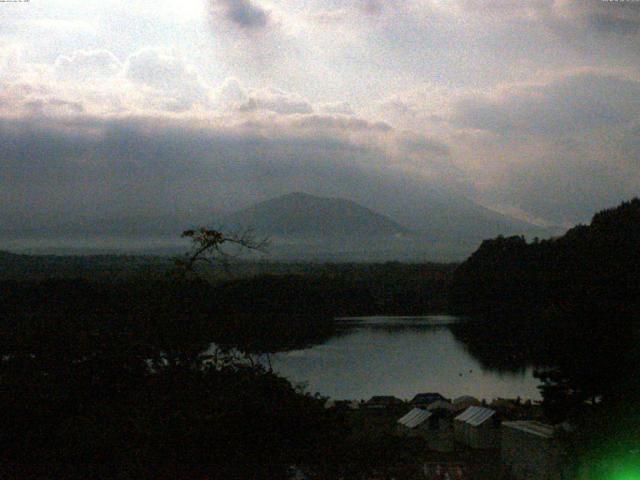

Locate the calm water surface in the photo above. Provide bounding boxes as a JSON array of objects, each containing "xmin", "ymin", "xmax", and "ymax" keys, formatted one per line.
[{"xmin": 271, "ymin": 315, "xmax": 541, "ymax": 401}]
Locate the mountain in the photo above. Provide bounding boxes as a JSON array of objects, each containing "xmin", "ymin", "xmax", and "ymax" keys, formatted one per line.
[
  {"xmin": 216, "ymin": 190, "xmax": 556, "ymax": 261},
  {"xmin": 222, "ymin": 192, "xmax": 409, "ymax": 238},
  {"xmin": 0, "ymin": 185, "xmax": 558, "ymax": 260},
  {"xmin": 329, "ymin": 181, "xmax": 552, "ymax": 244}
]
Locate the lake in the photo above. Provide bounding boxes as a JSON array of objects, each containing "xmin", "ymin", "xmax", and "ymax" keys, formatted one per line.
[{"xmin": 270, "ymin": 315, "xmax": 542, "ymax": 401}]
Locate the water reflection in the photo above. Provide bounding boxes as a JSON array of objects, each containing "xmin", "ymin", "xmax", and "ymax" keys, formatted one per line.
[{"xmin": 270, "ymin": 315, "xmax": 541, "ymax": 401}]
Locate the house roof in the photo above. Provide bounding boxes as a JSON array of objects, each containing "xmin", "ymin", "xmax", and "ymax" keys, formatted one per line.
[
  {"xmin": 367, "ymin": 395, "xmax": 402, "ymax": 405},
  {"xmin": 453, "ymin": 395, "xmax": 481, "ymax": 406},
  {"xmin": 455, "ymin": 406, "xmax": 496, "ymax": 426},
  {"xmin": 398, "ymin": 408, "xmax": 433, "ymax": 428},
  {"xmin": 427, "ymin": 400, "xmax": 456, "ymax": 412},
  {"xmin": 502, "ymin": 421, "xmax": 555, "ymax": 439},
  {"xmin": 410, "ymin": 393, "xmax": 445, "ymax": 405}
]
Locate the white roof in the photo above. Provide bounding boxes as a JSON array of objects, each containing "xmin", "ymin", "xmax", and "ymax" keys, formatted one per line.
[
  {"xmin": 455, "ymin": 406, "xmax": 496, "ymax": 426},
  {"xmin": 398, "ymin": 408, "xmax": 432, "ymax": 428},
  {"xmin": 502, "ymin": 421, "xmax": 555, "ymax": 439}
]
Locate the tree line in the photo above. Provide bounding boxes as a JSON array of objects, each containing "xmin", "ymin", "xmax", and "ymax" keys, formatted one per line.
[{"xmin": 449, "ymin": 198, "xmax": 640, "ymax": 476}]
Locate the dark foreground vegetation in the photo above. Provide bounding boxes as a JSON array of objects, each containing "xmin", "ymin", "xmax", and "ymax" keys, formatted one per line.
[
  {"xmin": 0, "ymin": 199, "xmax": 638, "ymax": 477},
  {"xmin": 450, "ymin": 198, "xmax": 640, "ymax": 476},
  {"xmin": 0, "ymin": 232, "xmax": 454, "ymax": 479}
]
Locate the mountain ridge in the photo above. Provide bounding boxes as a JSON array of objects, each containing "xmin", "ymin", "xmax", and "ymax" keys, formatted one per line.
[{"xmin": 222, "ymin": 191, "xmax": 410, "ymax": 238}]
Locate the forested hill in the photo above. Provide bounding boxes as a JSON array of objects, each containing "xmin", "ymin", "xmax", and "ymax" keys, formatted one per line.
[
  {"xmin": 448, "ymin": 199, "xmax": 640, "ymax": 471},
  {"xmin": 449, "ymin": 198, "xmax": 640, "ymax": 318}
]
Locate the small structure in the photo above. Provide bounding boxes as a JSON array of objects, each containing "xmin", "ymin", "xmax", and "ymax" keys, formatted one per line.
[
  {"xmin": 501, "ymin": 421, "xmax": 564, "ymax": 480},
  {"xmin": 453, "ymin": 395, "xmax": 481, "ymax": 412},
  {"xmin": 397, "ymin": 407, "xmax": 454, "ymax": 452},
  {"xmin": 454, "ymin": 406, "xmax": 499, "ymax": 449},
  {"xmin": 365, "ymin": 395, "xmax": 403, "ymax": 409},
  {"xmin": 410, "ymin": 392, "xmax": 446, "ymax": 408},
  {"xmin": 397, "ymin": 408, "xmax": 433, "ymax": 433},
  {"xmin": 427, "ymin": 399, "xmax": 456, "ymax": 413},
  {"xmin": 324, "ymin": 399, "xmax": 359, "ymax": 410}
]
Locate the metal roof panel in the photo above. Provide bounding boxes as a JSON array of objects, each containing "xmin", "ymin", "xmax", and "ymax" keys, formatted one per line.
[
  {"xmin": 398, "ymin": 408, "xmax": 432, "ymax": 428},
  {"xmin": 454, "ymin": 406, "xmax": 496, "ymax": 426}
]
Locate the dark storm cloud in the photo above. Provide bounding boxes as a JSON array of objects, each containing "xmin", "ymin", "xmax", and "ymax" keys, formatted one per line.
[
  {"xmin": 0, "ymin": 114, "xmax": 425, "ymax": 235},
  {"xmin": 211, "ymin": 0, "xmax": 270, "ymax": 30}
]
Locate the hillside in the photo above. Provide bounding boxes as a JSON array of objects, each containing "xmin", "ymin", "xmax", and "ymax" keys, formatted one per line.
[{"xmin": 449, "ymin": 197, "xmax": 640, "ymax": 317}]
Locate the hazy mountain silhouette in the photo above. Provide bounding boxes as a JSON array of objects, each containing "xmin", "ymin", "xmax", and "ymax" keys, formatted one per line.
[
  {"xmin": 222, "ymin": 192, "xmax": 410, "ymax": 238},
  {"xmin": 215, "ymin": 191, "xmax": 556, "ymax": 261},
  {"xmin": 0, "ymin": 188, "xmax": 559, "ymax": 260}
]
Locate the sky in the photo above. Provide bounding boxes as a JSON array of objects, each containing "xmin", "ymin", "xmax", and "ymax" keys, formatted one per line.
[{"xmin": 1, "ymin": 0, "xmax": 639, "ymax": 235}]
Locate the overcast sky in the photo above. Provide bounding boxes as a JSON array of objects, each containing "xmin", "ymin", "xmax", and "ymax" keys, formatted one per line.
[{"xmin": 1, "ymin": 0, "xmax": 639, "ymax": 231}]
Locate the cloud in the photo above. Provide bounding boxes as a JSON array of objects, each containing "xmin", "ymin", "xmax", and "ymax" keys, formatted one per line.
[
  {"xmin": 0, "ymin": 47, "xmax": 218, "ymax": 115},
  {"xmin": 238, "ymin": 89, "xmax": 313, "ymax": 115},
  {"xmin": 209, "ymin": 0, "xmax": 270, "ymax": 30},
  {"xmin": 54, "ymin": 49, "xmax": 122, "ymax": 80},
  {"xmin": 396, "ymin": 132, "xmax": 450, "ymax": 157},
  {"xmin": 215, "ymin": 78, "xmax": 248, "ymax": 107},
  {"xmin": 125, "ymin": 49, "xmax": 197, "ymax": 90},
  {"xmin": 497, "ymin": 137, "xmax": 639, "ymax": 225},
  {"xmin": 444, "ymin": 71, "xmax": 640, "ymax": 224},
  {"xmin": 0, "ymin": 80, "xmax": 90, "ymax": 117},
  {"xmin": 4, "ymin": 0, "xmax": 640, "ymax": 230},
  {"xmin": 562, "ymin": 0, "xmax": 640, "ymax": 36},
  {"xmin": 454, "ymin": 0, "xmax": 640, "ymax": 37},
  {"xmin": 24, "ymin": 98, "xmax": 85, "ymax": 115},
  {"xmin": 360, "ymin": 0, "xmax": 384, "ymax": 16},
  {"xmin": 318, "ymin": 102, "xmax": 356, "ymax": 116},
  {"xmin": 0, "ymin": 111, "xmax": 460, "ymax": 235},
  {"xmin": 124, "ymin": 48, "xmax": 212, "ymax": 111},
  {"xmin": 286, "ymin": 114, "xmax": 392, "ymax": 133},
  {"xmin": 590, "ymin": 11, "xmax": 640, "ymax": 35},
  {"xmin": 451, "ymin": 71, "xmax": 640, "ymax": 135}
]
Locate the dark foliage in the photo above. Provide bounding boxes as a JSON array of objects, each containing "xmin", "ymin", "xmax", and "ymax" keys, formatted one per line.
[
  {"xmin": 0, "ymin": 242, "xmax": 455, "ymax": 478},
  {"xmin": 450, "ymin": 198, "xmax": 640, "ymax": 320},
  {"xmin": 449, "ymin": 198, "xmax": 640, "ymax": 474}
]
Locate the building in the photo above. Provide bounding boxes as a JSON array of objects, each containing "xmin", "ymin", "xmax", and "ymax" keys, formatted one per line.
[
  {"xmin": 501, "ymin": 421, "xmax": 564, "ymax": 480},
  {"xmin": 397, "ymin": 407, "xmax": 433, "ymax": 434},
  {"xmin": 454, "ymin": 406, "xmax": 500, "ymax": 449},
  {"xmin": 364, "ymin": 395, "xmax": 404, "ymax": 409},
  {"xmin": 397, "ymin": 407, "xmax": 454, "ymax": 452},
  {"xmin": 427, "ymin": 399, "xmax": 456, "ymax": 413},
  {"xmin": 453, "ymin": 395, "xmax": 481, "ymax": 412},
  {"xmin": 410, "ymin": 392, "xmax": 446, "ymax": 408},
  {"xmin": 324, "ymin": 399, "xmax": 359, "ymax": 410}
]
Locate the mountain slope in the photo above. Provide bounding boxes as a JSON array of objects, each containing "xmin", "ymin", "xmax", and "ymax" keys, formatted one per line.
[
  {"xmin": 334, "ymin": 181, "xmax": 549, "ymax": 243},
  {"xmin": 222, "ymin": 192, "xmax": 409, "ymax": 237}
]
